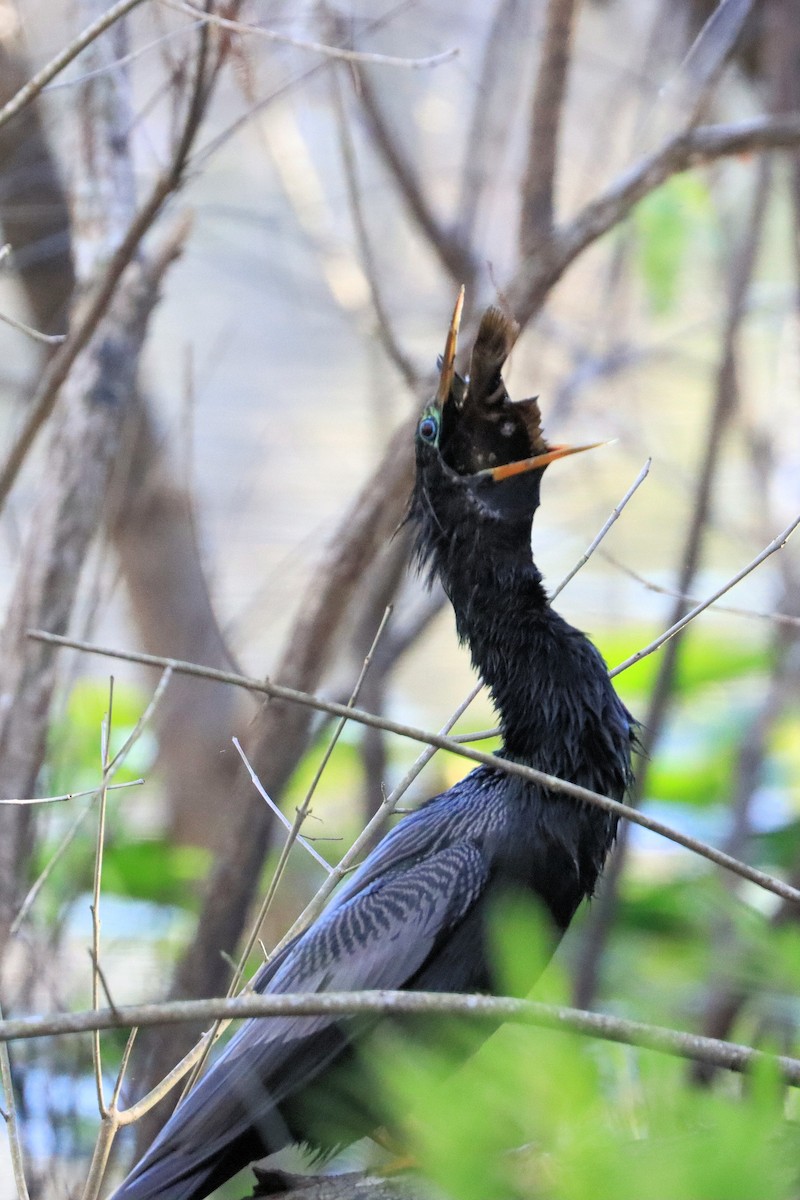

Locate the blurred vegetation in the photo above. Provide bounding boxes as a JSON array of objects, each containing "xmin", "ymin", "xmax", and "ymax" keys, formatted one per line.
[
  {"xmin": 2, "ymin": 1, "xmax": 799, "ymax": 1195},
  {"xmin": 375, "ymin": 896, "xmax": 800, "ymax": 1200},
  {"xmin": 24, "ymin": 628, "xmax": 800, "ymax": 1194}
]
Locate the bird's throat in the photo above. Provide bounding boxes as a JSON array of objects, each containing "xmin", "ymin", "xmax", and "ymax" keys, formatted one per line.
[{"xmin": 438, "ymin": 518, "xmax": 565, "ymax": 763}]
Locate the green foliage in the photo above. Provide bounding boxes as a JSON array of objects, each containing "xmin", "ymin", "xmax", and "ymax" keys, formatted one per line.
[
  {"xmin": 592, "ymin": 627, "xmax": 768, "ymax": 707},
  {"xmin": 633, "ymin": 174, "xmax": 715, "ymax": 314},
  {"xmin": 375, "ymin": 900, "xmax": 800, "ymax": 1200},
  {"xmin": 374, "ymin": 614, "xmax": 800, "ymax": 1200},
  {"xmin": 100, "ymin": 839, "xmax": 209, "ymax": 908},
  {"xmin": 47, "ymin": 678, "xmax": 156, "ymax": 792},
  {"xmin": 37, "ymin": 678, "xmax": 208, "ymax": 915}
]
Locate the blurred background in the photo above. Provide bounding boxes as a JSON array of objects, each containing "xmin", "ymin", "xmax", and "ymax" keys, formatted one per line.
[{"xmin": 0, "ymin": 1, "xmax": 799, "ymax": 1197}]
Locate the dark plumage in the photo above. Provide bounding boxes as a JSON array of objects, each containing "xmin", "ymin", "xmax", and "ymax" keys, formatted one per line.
[{"xmin": 110, "ymin": 296, "xmax": 635, "ymax": 1200}]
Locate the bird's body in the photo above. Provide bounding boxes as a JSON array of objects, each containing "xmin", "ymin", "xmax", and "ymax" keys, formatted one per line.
[{"xmin": 111, "ymin": 298, "xmax": 634, "ymax": 1200}]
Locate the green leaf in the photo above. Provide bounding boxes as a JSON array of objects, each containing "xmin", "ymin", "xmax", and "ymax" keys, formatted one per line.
[
  {"xmin": 100, "ymin": 838, "xmax": 210, "ymax": 908},
  {"xmin": 634, "ymin": 173, "xmax": 714, "ymax": 314}
]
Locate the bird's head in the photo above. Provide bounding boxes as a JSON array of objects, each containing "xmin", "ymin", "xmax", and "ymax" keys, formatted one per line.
[{"xmin": 410, "ymin": 289, "xmax": 601, "ymax": 570}]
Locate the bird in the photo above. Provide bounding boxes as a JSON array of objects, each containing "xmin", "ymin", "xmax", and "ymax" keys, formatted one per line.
[{"xmin": 110, "ymin": 291, "xmax": 635, "ymax": 1200}]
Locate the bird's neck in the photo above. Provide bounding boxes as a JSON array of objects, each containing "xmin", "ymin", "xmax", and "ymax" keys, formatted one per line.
[{"xmin": 435, "ymin": 517, "xmax": 568, "ymax": 763}]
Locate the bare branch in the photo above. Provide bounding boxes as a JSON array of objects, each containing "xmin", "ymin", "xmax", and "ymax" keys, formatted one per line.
[
  {"xmin": 232, "ymin": 741, "xmax": 332, "ymax": 873},
  {"xmin": 518, "ymin": 0, "xmax": 577, "ymax": 256},
  {"xmin": 164, "ymin": 0, "xmax": 459, "ymax": 69},
  {"xmin": 666, "ymin": 0, "xmax": 757, "ymax": 126},
  {"xmin": 456, "ymin": 0, "xmax": 537, "ymax": 250},
  {"xmin": 0, "ymin": 1002, "xmax": 29, "ymax": 1200},
  {"xmin": 0, "ymin": 0, "xmax": 147, "ymax": 134},
  {"xmin": 603, "ymin": 553, "xmax": 800, "ymax": 629},
  {"xmin": 332, "ymin": 71, "xmax": 420, "ymax": 388},
  {"xmin": 353, "ymin": 67, "xmax": 475, "ymax": 284},
  {"xmin": 610, "ymin": 513, "xmax": 800, "ymax": 676},
  {"xmin": 89, "ymin": 678, "xmax": 114, "ymax": 1118},
  {"xmin": 508, "ymin": 113, "xmax": 800, "ymax": 324},
  {"xmin": 27, "ymin": 630, "xmax": 800, "ymax": 907},
  {"xmin": 550, "ymin": 458, "xmax": 651, "ymax": 600},
  {"xmin": 1, "ymin": 991, "xmax": 799, "ymax": 1089},
  {"xmin": 0, "ymin": 779, "xmax": 143, "ymax": 806}
]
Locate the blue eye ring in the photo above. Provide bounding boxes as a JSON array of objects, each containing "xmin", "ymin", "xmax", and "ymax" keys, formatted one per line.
[{"xmin": 418, "ymin": 414, "xmax": 438, "ymax": 443}]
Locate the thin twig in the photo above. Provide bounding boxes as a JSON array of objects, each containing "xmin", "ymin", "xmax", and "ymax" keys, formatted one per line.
[
  {"xmin": 550, "ymin": 458, "xmax": 651, "ymax": 599},
  {"xmin": 181, "ymin": 608, "xmax": 395, "ymax": 1099},
  {"xmin": 162, "ymin": 0, "xmax": 459, "ymax": 69},
  {"xmin": 111, "ymin": 1027, "xmax": 138, "ymax": 1109},
  {"xmin": 27, "ymin": 629, "xmax": 800, "ymax": 905},
  {"xmin": 90, "ymin": 678, "xmax": 114, "ymax": 1117},
  {"xmin": 0, "ymin": 307, "xmax": 67, "ymax": 346},
  {"xmin": 189, "ymin": 1, "xmax": 419, "ymax": 171},
  {"xmin": 609, "ymin": 514, "xmax": 800, "ymax": 676},
  {"xmin": 0, "ymin": 0, "xmax": 147, "ymax": 134},
  {"xmin": 508, "ymin": 113, "xmax": 800, "ymax": 324},
  {"xmin": 10, "ymin": 669, "xmax": 172, "ymax": 935},
  {"xmin": 0, "ymin": 779, "xmax": 143, "ymax": 806},
  {"xmin": 0, "ymin": 1001, "xmax": 30, "ymax": 1200},
  {"xmin": 2, "ymin": 991, "xmax": 800, "ymax": 1089},
  {"xmin": 663, "ymin": 0, "xmax": 756, "ymax": 128},
  {"xmin": 231, "ymin": 741, "xmax": 331, "ymax": 872},
  {"xmin": 245, "ymin": 604, "xmax": 395, "ymax": 969},
  {"xmin": 275, "ymin": 681, "xmax": 484, "ymax": 953},
  {"xmin": 332, "ymin": 70, "xmax": 420, "ymax": 388},
  {"xmin": 42, "ymin": 20, "xmax": 206, "ymax": 91},
  {"xmin": 602, "ymin": 552, "xmax": 800, "ymax": 629},
  {"xmin": 107, "ymin": 665, "xmax": 173, "ymax": 773}
]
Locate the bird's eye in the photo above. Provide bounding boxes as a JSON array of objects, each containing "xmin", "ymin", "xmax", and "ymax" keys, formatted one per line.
[{"xmin": 418, "ymin": 414, "xmax": 438, "ymax": 442}]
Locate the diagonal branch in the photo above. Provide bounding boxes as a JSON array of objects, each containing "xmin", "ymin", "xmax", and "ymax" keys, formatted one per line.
[
  {"xmin": 27, "ymin": 624, "xmax": 800, "ymax": 907},
  {"xmin": 508, "ymin": 113, "xmax": 800, "ymax": 325},
  {"xmin": 353, "ymin": 66, "xmax": 476, "ymax": 285},
  {"xmin": 0, "ymin": 0, "xmax": 147, "ymax": 135}
]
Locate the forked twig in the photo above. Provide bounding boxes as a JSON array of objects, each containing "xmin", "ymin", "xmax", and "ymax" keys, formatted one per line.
[{"xmin": 274, "ymin": 681, "xmax": 485, "ymax": 954}]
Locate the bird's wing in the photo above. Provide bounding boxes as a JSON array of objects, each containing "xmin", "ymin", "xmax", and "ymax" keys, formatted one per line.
[
  {"xmin": 135, "ymin": 837, "xmax": 489, "ymax": 1178},
  {"xmin": 321, "ymin": 771, "xmax": 494, "ymax": 913}
]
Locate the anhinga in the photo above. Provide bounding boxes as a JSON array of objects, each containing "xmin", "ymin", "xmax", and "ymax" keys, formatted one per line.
[{"xmin": 111, "ymin": 293, "xmax": 635, "ymax": 1200}]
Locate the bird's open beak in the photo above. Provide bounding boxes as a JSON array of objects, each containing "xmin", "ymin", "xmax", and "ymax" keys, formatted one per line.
[
  {"xmin": 435, "ymin": 285, "xmax": 465, "ymax": 406},
  {"xmin": 486, "ymin": 441, "xmax": 610, "ymax": 482}
]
